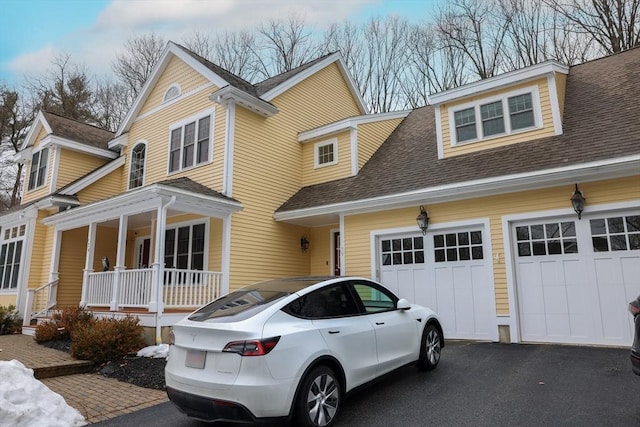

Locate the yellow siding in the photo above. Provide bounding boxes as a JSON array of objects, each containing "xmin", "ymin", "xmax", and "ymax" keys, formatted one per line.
[
  {"xmin": 22, "ymin": 129, "xmax": 54, "ymax": 203},
  {"xmin": 55, "ymin": 149, "xmax": 107, "ymax": 190},
  {"xmin": 139, "ymin": 55, "xmax": 211, "ymax": 116},
  {"xmin": 228, "ymin": 61, "xmax": 362, "ymax": 289},
  {"xmin": 309, "ymin": 225, "xmax": 338, "ymax": 276},
  {"xmin": 343, "ymin": 175, "xmax": 640, "ymax": 315},
  {"xmin": 77, "ymin": 168, "xmax": 122, "ymax": 204},
  {"xmin": 357, "ymin": 118, "xmax": 403, "ymax": 170},
  {"xmin": 0, "ymin": 295, "xmax": 16, "ymax": 307},
  {"xmin": 301, "ymin": 131, "xmax": 352, "ymax": 186},
  {"xmin": 441, "ymin": 78, "xmax": 555, "ymax": 157},
  {"xmin": 57, "ymin": 227, "xmax": 88, "ymax": 307},
  {"xmin": 126, "ymin": 86, "xmax": 226, "ymax": 193}
]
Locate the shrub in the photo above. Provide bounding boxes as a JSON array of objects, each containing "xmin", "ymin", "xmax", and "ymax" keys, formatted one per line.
[
  {"xmin": 71, "ymin": 316, "xmax": 145, "ymax": 364},
  {"xmin": 50, "ymin": 306, "xmax": 93, "ymax": 340},
  {"xmin": 34, "ymin": 321, "xmax": 62, "ymax": 343},
  {"xmin": 34, "ymin": 306, "xmax": 93, "ymax": 342},
  {"xmin": 0, "ymin": 305, "xmax": 22, "ymax": 335}
]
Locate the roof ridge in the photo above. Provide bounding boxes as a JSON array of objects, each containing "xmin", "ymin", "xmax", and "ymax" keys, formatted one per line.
[{"xmin": 42, "ymin": 110, "xmax": 114, "ymax": 135}]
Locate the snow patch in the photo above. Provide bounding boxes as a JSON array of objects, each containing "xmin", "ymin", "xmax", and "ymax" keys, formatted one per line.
[
  {"xmin": 0, "ymin": 360, "xmax": 86, "ymax": 427},
  {"xmin": 136, "ymin": 344, "xmax": 169, "ymax": 359}
]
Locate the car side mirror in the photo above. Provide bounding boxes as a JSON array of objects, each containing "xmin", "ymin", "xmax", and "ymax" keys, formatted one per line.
[{"xmin": 397, "ymin": 299, "xmax": 411, "ymax": 311}]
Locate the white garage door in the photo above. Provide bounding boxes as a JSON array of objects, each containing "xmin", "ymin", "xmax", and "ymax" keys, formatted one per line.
[
  {"xmin": 514, "ymin": 212, "xmax": 640, "ymax": 346},
  {"xmin": 378, "ymin": 227, "xmax": 493, "ymax": 340}
]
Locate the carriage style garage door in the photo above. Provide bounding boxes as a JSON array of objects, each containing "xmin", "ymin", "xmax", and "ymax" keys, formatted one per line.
[
  {"xmin": 378, "ymin": 226, "xmax": 493, "ymax": 340},
  {"xmin": 513, "ymin": 211, "xmax": 640, "ymax": 346}
]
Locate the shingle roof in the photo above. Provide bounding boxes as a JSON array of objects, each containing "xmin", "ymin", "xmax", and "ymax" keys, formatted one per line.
[
  {"xmin": 254, "ymin": 52, "xmax": 338, "ymax": 96},
  {"xmin": 156, "ymin": 177, "xmax": 239, "ymax": 203},
  {"xmin": 42, "ymin": 111, "xmax": 114, "ymax": 150},
  {"xmin": 277, "ymin": 47, "xmax": 640, "ymax": 213}
]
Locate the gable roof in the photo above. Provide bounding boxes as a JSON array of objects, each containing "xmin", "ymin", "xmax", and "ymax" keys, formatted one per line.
[
  {"xmin": 276, "ymin": 47, "xmax": 640, "ymax": 221},
  {"xmin": 117, "ymin": 43, "xmax": 367, "ymax": 136},
  {"xmin": 20, "ymin": 110, "xmax": 115, "ymax": 152}
]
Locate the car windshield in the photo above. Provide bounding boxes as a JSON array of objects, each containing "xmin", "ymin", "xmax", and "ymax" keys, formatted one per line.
[{"xmin": 188, "ymin": 290, "xmax": 290, "ymax": 322}]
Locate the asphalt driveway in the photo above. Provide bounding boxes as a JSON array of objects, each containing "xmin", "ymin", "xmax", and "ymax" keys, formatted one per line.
[{"xmin": 95, "ymin": 341, "xmax": 640, "ymax": 426}]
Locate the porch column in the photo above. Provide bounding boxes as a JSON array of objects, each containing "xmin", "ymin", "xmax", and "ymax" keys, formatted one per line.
[
  {"xmin": 110, "ymin": 215, "xmax": 128, "ymax": 311},
  {"xmin": 81, "ymin": 222, "xmax": 97, "ymax": 307},
  {"xmin": 221, "ymin": 213, "xmax": 232, "ymax": 295},
  {"xmin": 149, "ymin": 197, "xmax": 174, "ymax": 313}
]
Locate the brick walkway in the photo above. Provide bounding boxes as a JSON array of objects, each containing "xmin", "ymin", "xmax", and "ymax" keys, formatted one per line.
[{"xmin": 0, "ymin": 334, "xmax": 168, "ymax": 424}]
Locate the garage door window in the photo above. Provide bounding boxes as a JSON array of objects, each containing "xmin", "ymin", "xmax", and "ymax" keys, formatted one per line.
[
  {"xmin": 381, "ymin": 237, "xmax": 424, "ymax": 265},
  {"xmin": 590, "ymin": 215, "xmax": 640, "ymax": 252},
  {"xmin": 516, "ymin": 222, "xmax": 578, "ymax": 256},
  {"xmin": 434, "ymin": 231, "xmax": 483, "ymax": 262}
]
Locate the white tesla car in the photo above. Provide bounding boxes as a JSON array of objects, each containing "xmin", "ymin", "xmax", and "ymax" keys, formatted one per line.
[{"xmin": 165, "ymin": 276, "xmax": 444, "ymax": 426}]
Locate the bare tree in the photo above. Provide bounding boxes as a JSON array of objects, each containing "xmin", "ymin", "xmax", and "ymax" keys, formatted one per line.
[
  {"xmin": 255, "ymin": 15, "xmax": 322, "ymax": 78},
  {"xmin": 27, "ymin": 53, "xmax": 95, "ymax": 122},
  {"xmin": 112, "ymin": 33, "xmax": 165, "ymax": 100},
  {"xmin": 544, "ymin": 0, "xmax": 640, "ymax": 54},
  {"xmin": 436, "ymin": 0, "xmax": 513, "ymax": 79},
  {"xmin": 0, "ymin": 87, "xmax": 34, "ymax": 209},
  {"xmin": 92, "ymin": 79, "xmax": 130, "ymax": 132}
]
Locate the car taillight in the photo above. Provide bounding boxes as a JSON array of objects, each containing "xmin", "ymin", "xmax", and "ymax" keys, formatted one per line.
[{"xmin": 222, "ymin": 336, "xmax": 280, "ymax": 356}]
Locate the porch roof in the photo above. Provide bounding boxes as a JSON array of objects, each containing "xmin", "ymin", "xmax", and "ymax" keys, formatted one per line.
[{"xmin": 41, "ymin": 177, "xmax": 242, "ymax": 231}]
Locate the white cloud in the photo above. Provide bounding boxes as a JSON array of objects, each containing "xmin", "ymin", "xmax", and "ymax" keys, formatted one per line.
[{"xmin": 7, "ymin": 0, "xmax": 378, "ymax": 84}]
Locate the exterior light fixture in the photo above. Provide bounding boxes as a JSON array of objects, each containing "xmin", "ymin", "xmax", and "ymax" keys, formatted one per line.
[
  {"xmin": 416, "ymin": 206, "xmax": 429, "ymax": 235},
  {"xmin": 300, "ymin": 236, "xmax": 310, "ymax": 252},
  {"xmin": 570, "ymin": 184, "xmax": 586, "ymax": 220}
]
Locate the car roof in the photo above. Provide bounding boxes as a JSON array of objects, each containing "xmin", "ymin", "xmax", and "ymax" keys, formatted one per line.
[{"xmin": 241, "ymin": 276, "xmax": 338, "ymax": 294}]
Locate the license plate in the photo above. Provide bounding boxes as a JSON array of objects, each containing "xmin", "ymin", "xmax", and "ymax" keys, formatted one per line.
[{"xmin": 185, "ymin": 349, "xmax": 206, "ymax": 369}]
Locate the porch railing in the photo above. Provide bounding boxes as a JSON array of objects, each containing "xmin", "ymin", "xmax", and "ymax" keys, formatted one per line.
[
  {"xmin": 84, "ymin": 268, "xmax": 221, "ymax": 310},
  {"xmin": 23, "ymin": 279, "xmax": 59, "ymax": 325}
]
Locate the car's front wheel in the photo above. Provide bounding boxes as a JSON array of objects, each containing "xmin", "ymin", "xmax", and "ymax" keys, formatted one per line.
[
  {"xmin": 294, "ymin": 365, "xmax": 341, "ymax": 427},
  {"xmin": 417, "ymin": 323, "xmax": 442, "ymax": 371}
]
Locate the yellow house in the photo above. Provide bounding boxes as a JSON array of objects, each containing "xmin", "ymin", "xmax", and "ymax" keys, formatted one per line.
[{"xmin": 1, "ymin": 42, "xmax": 638, "ymax": 347}]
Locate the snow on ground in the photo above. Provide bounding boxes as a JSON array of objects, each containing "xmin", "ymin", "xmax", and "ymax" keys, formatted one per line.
[
  {"xmin": 137, "ymin": 343, "xmax": 169, "ymax": 359},
  {"xmin": 0, "ymin": 360, "xmax": 86, "ymax": 427}
]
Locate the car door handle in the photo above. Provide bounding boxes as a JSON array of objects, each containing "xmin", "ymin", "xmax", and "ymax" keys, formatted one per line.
[
  {"xmin": 328, "ymin": 330, "xmax": 340, "ymax": 334},
  {"xmin": 376, "ymin": 322, "xmax": 385, "ymax": 325}
]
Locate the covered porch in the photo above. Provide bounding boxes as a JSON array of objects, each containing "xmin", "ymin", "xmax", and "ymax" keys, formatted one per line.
[{"xmin": 25, "ymin": 178, "xmax": 242, "ymax": 341}]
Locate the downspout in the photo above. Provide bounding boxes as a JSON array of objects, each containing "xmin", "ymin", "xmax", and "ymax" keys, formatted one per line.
[{"xmin": 154, "ymin": 196, "xmax": 177, "ymax": 344}]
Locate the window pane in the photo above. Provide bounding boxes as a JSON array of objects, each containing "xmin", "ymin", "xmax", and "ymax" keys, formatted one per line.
[
  {"xmin": 610, "ymin": 235, "xmax": 627, "ymax": 251},
  {"xmin": 392, "ymin": 253, "xmax": 402, "ymax": 265},
  {"xmin": 530, "ymin": 225, "xmax": 544, "ymax": 239},
  {"xmin": 545, "ymin": 223, "xmax": 560, "ymax": 238},
  {"xmin": 627, "ymin": 216, "xmax": 640, "ymax": 232},
  {"xmin": 508, "ymin": 93, "xmax": 534, "ymax": 130},
  {"xmin": 470, "ymin": 231, "xmax": 483, "ymax": 244},
  {"xmin": 590, "ymin": 219, "xmax": 606, "ymax": 235},
  {"xmin": 446, "ymin": 234, "xmax": 457, "ymax": 246},
  {"xmin": 197, "ymin": 117, "xmax": 210, "ymax": 164},
  {"xmin": 414, "ymin": 251, "xmax": 425, "ymax": 263},
  {"xmin": 434, "ymin": 235, "xmax": 444, "ymax": 248},
  {"xmin": 607, "ymin": 217, "xmax": 625, "ymax": 233},
  {"xmin": 403, "ymin": 252, "xmax": 413, "ymax": 264},
  {"xmin": 592, "ymin": 236, "xmax": 609, "ymax": 252},
  {"xmin": 629, "ymin": 234, "xmax": 640, "ymax": 250},
  {"xmin": 381, "ymin": 240, "xmax": 390, "ymax": 252},
  {"xmin": 516, "ymin": 226, "xmax": 529, "ymax": 241},
  {"xmin": 510, "ymin": 110, "xmax": 534, "ymax": 130},
  {"xmin": 459, "ymin": 247, "xmax": 470, "ymax": 260},
  {"xmin": 169, "ymin": 129, "xmax": 181, "ymax": 172},
  {"xmin": 382, "ymin": 253, "xmax": 391, "ymax": 265},
  {"xmin": 37, "ymin": 148, "xmax": 48, "ymax": 187},
  {"xmin": 532, "ymin": 241, "xmax": 546, "ymax": 255},
  {"xmin": 547, "ymin": 240, "xmax": 561, "ymax": 255},
  {"xmin": 518, "ymin": 242, "xmax": 531, "ymax": 256},
  {"xmin": 446, "ymin": 248, "xmax": 457, "ymax": 261},
  {"xmin": 471, "ymin": 246, "xmax": 484, "ymax": 260},
  {"xmin": 458, "ymin": 232, "xmax": 469, "ymax": 245},
  {"xmin": 413, "ymin": 237, "xmax": 424, "ymax": 250},
  {"xmin": 392, "ymin": 239, "xmax": 401, "ymax": 251},
  {"xmin": 561, "ymin": 222, "xmax": 576, "ymax": 237},
  {"xmin": 435, "ymin": 249, "xmax": 445, "ymax": 262},
  {"xmin": 402, "ymin": 238, "xmax": 413, "ymax": 250},
  {"xmin": 563, "ymin": 240, "xmax": 578, "ymax": 254}
]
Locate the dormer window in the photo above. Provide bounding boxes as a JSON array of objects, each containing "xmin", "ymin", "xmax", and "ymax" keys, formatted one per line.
[
  {"xmin": 27, "ymin": 147, "xmax": 49, "ymax": 191},
  {"xmin": 314, "ymin": 138, "xmax": 338, "ymax": 168},
  {"xmin": 163, "ymin": 84, "xmax": 181, "ymax": 103},
  {"xmin": 450, "ymin": 86, "xmax": 541, "ymax": 145}
]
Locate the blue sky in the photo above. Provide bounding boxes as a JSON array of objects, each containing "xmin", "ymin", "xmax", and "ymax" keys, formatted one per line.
[{"xmin": 0, "ymin": 0, "xmax": 441, "ymax": 86}]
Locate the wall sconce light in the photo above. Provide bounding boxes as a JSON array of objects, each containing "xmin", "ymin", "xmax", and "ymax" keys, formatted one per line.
[
  {"xmin": 416, "ymin": 206, "xmax": 429, "ymax": 235},
  {"xmin": 570, "ymin": 184, "xmax": 586, "ymax": 220},
  {"xmin": 300, "ymin": 236, "xmax": 310, "ymax": 252}
]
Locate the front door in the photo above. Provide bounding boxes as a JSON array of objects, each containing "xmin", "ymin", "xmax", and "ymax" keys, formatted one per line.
[{"xmin": 135, "ymin": 237, "xmax": 151, "ymax": 268}]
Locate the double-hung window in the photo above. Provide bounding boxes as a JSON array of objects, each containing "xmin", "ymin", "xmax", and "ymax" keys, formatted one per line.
[
  {"xmin": 28, "ymin": 147, "xmax": 49, "ymax": 190},
  {"xmin": 451, "ymin": 88, "xmax": 539, "ymax": 145},
  {"xmin": 164, "ymin": 223, "xmax": 206, "ymax": 271},
  {"xmin": 0, "ymin": 225, "xmax": 25, "ymax": 291},
  {"xmin": 169, "ymin": 114, "xmax": 212, "ymax": 173}
]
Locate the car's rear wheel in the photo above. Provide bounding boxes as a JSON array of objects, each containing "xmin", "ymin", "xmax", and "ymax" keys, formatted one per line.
[
  {"xmin": 417, "ymin": 323, "xmax": 442, "ymax": 371},
  {"xmin": 294, "ymin": 365, "xmax": 341, "ymax": 427}
]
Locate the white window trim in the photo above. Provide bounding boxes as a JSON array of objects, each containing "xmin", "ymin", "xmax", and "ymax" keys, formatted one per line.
[
  {"xmin": 163, "ymin": 218, "xmax": 210, "ymax": 271},
  {"xmin": 448, "ymin": 85, "xmax": 543, "ymax": 146},
  {"xmin": 167, "ymin": 108, "xmax": 215, "ymax": 175},
  {"xmin": 314, "ymin": 137, "xmax": 338, "ymax": 169},
  {"xmin": 27, "ymin": 146, "xmax": 50, "ymax": 192},
  {"xmin": 163, "ymin": 83, "xmax": 182, "ymax": 103},
  {"xmin": 127, "ymin": 140, "xmax": 148, "ymax": 191},
  {"xmin": 0, "ymin": 224, "xmax": 27, "ymax": 293}
]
